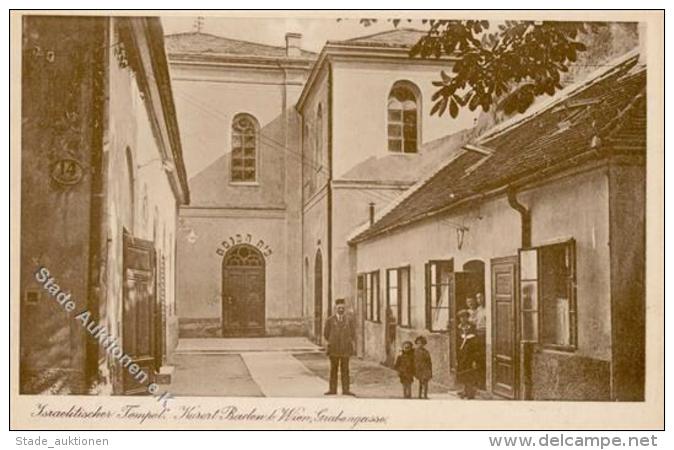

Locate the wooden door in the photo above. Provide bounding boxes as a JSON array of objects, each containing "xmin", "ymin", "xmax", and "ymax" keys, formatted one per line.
[
  {"xmin": 222, "ymin": 245, "xmax": 265, "ymax": 337},
  {"xmin": 122, "ymin": 232, "xmax": 157, "ymax": 395},
  {"xmin": 491, "ymin": 256, "xmax": 519, "ymax": 399}
]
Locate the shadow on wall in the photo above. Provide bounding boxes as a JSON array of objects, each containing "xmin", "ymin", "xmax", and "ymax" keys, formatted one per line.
[
  {"xmin": 339, "ymin": 127, "xmax": 474, "ymax": 182},
  {"xmin": 186, "ymin": 113, "xmax": 291, "ymax": 207}
]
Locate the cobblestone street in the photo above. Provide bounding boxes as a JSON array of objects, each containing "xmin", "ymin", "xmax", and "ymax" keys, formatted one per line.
[{"xmin": 167, "ymin": 338, "xmax": 460, "ymax": 399}]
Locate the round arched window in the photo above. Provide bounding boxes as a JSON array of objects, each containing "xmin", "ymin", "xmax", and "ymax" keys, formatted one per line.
[
  {"xmin": 231, "ymin": 114, "xmax": 259, "ymax": 182},
  {"xmin": 388, "ymin": 82, "xmax": 420, "ymax": 153}
]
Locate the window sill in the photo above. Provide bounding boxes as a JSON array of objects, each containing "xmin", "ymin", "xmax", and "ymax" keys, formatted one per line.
[
  {"xmin": 427, "ymin": 329, "xmax": 449, "ymax": 334},
  {"xmin": 540, "ymin": 344, "xmax": 577, "ymax": 353},
  {"xmin": 387, "ymin": 151, "xmax": 419, "ymax": 156},
  {"xmin": 366, "ymin": 319, "xmax": 382, "ymax": 324},
  {"xmin": 229, "ymin": 181, "xmax": 260, "ymax": 187}
]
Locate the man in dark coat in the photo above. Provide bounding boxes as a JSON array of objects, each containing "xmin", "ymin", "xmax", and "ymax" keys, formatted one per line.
[{"xmin": 323, "ymin": 298, "xmax": 356, "ymax": 396}]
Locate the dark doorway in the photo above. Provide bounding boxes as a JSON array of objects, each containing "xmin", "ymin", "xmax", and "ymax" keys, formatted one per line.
[
  {"xmin": 463, "ymin": 260, "xmax": 485, "ymax": 280},
  {"xmin": 447, "ymin": 271, "xmax": 483, "ymax": 378},
  {"xmin": 463, "ymin": 259, "xmax": 486, "ymax": 389},
  {"xmin": 314, "ymin": 249, "xmax": 323, "ymax": 343},
  {"xmin": 122, "ymin": 231, "xmax": 157, "ymax": 394},
  {"xmin": 222, "ymin": 244, "xmax": 265, "ymax": 337},
  {"xmin": 384, "ymin": 270, "xmax": 398, "ymax": 367},
  {"xmin": 490, "ymin": 256, "xmax": 519, "ymax": 399}
]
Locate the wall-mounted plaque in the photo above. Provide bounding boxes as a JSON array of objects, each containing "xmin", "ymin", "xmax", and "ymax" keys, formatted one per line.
[{"xmin": 50, "ymin": 158, "xmax": 84, "ymax": 186}]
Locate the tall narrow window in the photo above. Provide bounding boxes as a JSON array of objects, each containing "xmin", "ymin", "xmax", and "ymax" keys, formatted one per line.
[
  {"xmin": 387, "ymin": 266, "xmax": 411, "ymax": 327},
  {"xmin": 315, "ymin": 104, "xmax": 323, "ymax": 170},
  {"xmin": 387, "ymin": 269, "xmax": 399, "ymax": 324},
  {"xmin": 231, "ymin": 113, "xmax": 258, "ymax": 183},
  {"xmin": 425, "ymin": 260, "xmax": 453, "ymax": 331},
  {"xmin": 372, "ymin": 271, "xmax": 381, "ymax": 322},
  {"xmin": 388, "ymin": 82, "xmax": 419, "ymax": 153},
  {"xmin": 359, "ymin": 270, "xmax": 381, "ymax": 322},
  {"xmin": 399, "ymin": 267, "xmax": 411, "ymax": 327},
  {"xmin": 519, "ymin": 240, "xmax": 577, "ymax": 349}
]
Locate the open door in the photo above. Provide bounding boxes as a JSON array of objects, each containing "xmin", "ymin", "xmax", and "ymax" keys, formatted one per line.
[
  {"xmin": 448, "ymin": 271, "xmax": 484, "ymax": 376},
  {"xmin": 122, "ymin": 231, "xmax": 157, "ymax": 395},
  {"xmin": 490, "ymin": 256, "xmax": 519, "ymax": 399}
]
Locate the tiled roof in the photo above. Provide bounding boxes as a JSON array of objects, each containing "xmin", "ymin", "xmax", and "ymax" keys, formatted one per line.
[
  {"xmin": 338, "ymin": 28, "xmax": 427, "ymax": 48},
  {"xmin": 351, "ymin": 53, "xmax": 646, "ymax": 243},
  {"xmin": 164, "ymin": 32, "xmax": 316, "ymax": 59}
]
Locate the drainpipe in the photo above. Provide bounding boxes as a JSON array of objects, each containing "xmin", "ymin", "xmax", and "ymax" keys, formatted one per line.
[
  {"xmin": 326, "ymin": 62, "xmax": 334, "ymax": 317},
  {"xmin": 507, "ymin": 186, "xmax": 532, "ymax": 400},
  {"xmin": 369, "ymin": 202, "xmax": 375, "ymax": 226},
  {"xmin": 507, "ymin": 187, "xmax": 531, "ymax": 248}
]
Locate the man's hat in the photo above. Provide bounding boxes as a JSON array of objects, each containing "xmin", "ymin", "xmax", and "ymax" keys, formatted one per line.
[{"xmin": 335, "ymin": 298, "xmax": 346, "ymax": 306}]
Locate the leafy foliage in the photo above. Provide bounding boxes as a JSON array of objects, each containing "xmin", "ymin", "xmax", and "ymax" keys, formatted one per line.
[
  {"xmin": 410, "ymin": 20, "xmax": 604, "ymax": 117},
  {"xmin": 348, "ymin": 19, "xmax": 604, "ymax": 118}
]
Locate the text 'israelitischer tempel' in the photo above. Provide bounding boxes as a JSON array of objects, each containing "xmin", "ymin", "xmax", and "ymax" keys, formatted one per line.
[{"xmin": 31, "ymin": 403, "xmax": 388, "ymax": 429}]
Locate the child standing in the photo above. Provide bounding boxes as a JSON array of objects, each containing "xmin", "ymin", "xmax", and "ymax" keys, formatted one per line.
[
  {"xmin": 414, "ymin": 335, "xmax": 432, "ymax": 399},
  {"xmin": 394, "ymin": 341, "xmax": 415, "ymax": 398},
  {"xmin": 457, "ymin": 309, "xmax": 478, "ymax": 399}
]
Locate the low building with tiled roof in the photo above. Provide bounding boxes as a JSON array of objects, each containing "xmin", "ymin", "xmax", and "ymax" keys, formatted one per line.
[
  {"xmin": 350, "ymin": 51, "xmax": 646, "ymax": 243},
  {"xmin": 348, "ymin": 50, "xmax": 646, "ymax": 402}
]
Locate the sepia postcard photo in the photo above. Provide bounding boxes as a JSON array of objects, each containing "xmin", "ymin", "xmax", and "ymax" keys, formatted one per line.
[{"xmin": 9, "ymin": 9, "xmax": 665, "ymax": 430}]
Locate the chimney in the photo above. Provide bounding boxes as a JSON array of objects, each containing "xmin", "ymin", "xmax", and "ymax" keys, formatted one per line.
[
  {"xmin": 285, "ymin": 32, "xmax": 302, "ymax": 57},
  {"xmin": 369, "ymin": 202, "xmax": 376, "ymax": 226}
]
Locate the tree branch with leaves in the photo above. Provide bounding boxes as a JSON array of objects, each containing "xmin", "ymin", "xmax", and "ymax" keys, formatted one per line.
[
  {"xmin": 352, "ymin": 19, "xmax": 604, "ymax": 118},
  {"xmin": 410, "ymin": 20, "xmax": 604, "ymax": 117}
]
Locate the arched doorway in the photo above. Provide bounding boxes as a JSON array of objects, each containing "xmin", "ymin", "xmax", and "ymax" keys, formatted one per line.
[
  {"xmin": 463, "ymin": 260, "xmax": 485, "ymax": 286},
  {"xmin": 314, "ymin": 250, "xmax": 323, "ymax": 343},
  {"xmin": 222, "ymin": 244, "xmax": 265, "ymax": 337}
]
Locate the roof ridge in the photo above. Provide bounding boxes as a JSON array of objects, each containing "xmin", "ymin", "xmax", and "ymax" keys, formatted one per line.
[
  {"xmin": 165, "ymin": 31, "xmax": 317, "ymax": 55},
  {"xmin": 343, "ymin": 27, "xmax": 426, "ymax": 43},
  {"xmin": 166, "ymin": 31, "xmax": 284, "ymax": 50}
]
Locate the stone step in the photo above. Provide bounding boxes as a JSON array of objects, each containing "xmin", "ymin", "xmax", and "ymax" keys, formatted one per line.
[
  {"xmin": 174, "ymin": 337, "xmax": 324, "ymax": 355},
  {"xmin": 174, "ymin": 347, "xmax": 325, "ymax": 355}
]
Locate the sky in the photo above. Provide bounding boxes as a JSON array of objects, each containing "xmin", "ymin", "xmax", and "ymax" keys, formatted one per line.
[{"xmin": 160, "ymin": 14, "xmax": 430, "ymax": 52}]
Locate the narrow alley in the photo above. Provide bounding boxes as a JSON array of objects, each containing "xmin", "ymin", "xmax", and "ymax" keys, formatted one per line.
[{"xmin": 167, "ymin": 338, "xmax": 459, "ymax": 400}]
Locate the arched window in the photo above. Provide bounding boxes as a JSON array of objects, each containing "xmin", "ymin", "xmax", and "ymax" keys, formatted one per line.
[
  {"xmin": 315, "ymin": 104, "xmax": 323, "ymax": 169},
  {"xmin": 224, "ymin": 244, "xmax": 264, "ymax": 267},
  {"xmin": 231, "ymin": 113, "xmax": 258, "ymax": 183},
  {"xmin": 388, "ymin": 82, "xmax": 420, "ymax": 153}
]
